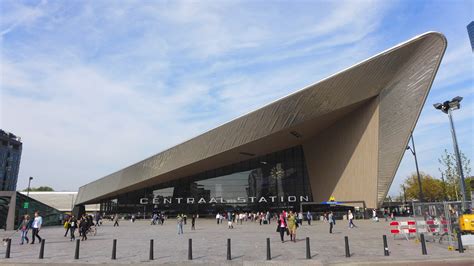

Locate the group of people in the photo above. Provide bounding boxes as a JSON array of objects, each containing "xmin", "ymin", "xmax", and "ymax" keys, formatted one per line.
[
  {"xmin": 63, "ymin": 214, "xmax": 96, "ymax": 241},
  {"xmin": 276, "ymin": 210, "xmax": 299, "ymax": 242},
  {"xmin": 17, "ymin": 211, "xmax": 43, "ymax": 245},
  {"xmin": 176, "ymin": 214, "xmax": 197, "ymax": 234},
  {"xmin": 151, "ymin": 213, "xmax": 166, "ymax": 225},
  {"xmin": 214, "ymin": 211, "xmax": 314, "ymax": 227}
]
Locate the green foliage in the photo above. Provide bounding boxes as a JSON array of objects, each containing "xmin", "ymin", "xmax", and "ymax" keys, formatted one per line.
[
  {"xmin": 401, "ymin": 173, "xmax": 445, "ymax": 202},
  {"xmin": 22, "ymin": 186, "xmax": 54, "ymax": 192},
  {"xmin": 438, "ymin": 149, "xmax": 471, "ymax": 201}
]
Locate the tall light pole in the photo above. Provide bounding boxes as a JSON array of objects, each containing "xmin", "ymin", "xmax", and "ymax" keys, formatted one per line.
[
  {"xmin": 406, "ymin": 133, "xmax": 424, "ymax": 202},
  {"xmin": 26, "ymin": 176, "xmax": 33, "ymax": 198},
  {"xmin": 24, "ymin": 176, "xmax": 33, "ymax": 215},
  {"xmin": 434, "ymin": 96, "xmax": 468, "ymax": 213}
]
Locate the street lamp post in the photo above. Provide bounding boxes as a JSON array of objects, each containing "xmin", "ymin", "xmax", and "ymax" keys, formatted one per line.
[
  {"xmin": 406, "ymin": 133, "xmax": 424, "ymax": 202},
  {"xmin": 26, "ymin": 176, "xmax": 33, "ymax": 198},
  {"xmin": 402, "ymin": 184, "xmax": 407, "ymax": 204},
  {"xmin": 24, "ymin": 176, "xmax": 33, "ymax": 215},
  {"xmin": 434, "ymin": 96, "xmax": 468, "ymax": 213}
]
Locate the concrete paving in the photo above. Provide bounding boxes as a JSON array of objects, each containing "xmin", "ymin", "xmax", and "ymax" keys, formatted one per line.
[{"xmin": 0, "ymin": 218, "xmax": 472, "ymax": 265}]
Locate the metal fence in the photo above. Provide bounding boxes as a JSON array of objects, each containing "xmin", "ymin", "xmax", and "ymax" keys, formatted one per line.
[{"xmin": 411, "ymin": 201, "xmax": 472, "ymax": 248}]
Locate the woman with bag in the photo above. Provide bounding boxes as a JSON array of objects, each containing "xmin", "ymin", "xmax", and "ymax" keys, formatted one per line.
[
  {"xmin": 63, "ymin": 217, "xmax": 70, "ymax": 237},
  {"xmin": 17, "ymin": 214, "xmax": 30, "ymax": 245},
  {"xmin": 287, "ymin": 211, "xmax": 298, "ymax": 242},
  {"xmin": 276, "ymin": 211, "xmax": 287, "ymax": 243}
]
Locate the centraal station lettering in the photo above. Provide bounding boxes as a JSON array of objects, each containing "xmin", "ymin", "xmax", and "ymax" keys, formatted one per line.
[{"xmin": 139, "ymin": 196, "xmax": 310, "ymax": 205}]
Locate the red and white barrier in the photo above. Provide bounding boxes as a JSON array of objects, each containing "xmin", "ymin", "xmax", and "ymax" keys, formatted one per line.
[
  {"xmin": 390, "ymin": 221, "xmax": 414, "ymax": 240},
  {"xmin": 390, "ymin": 220, "xmax": 417, "ymax": 240}
]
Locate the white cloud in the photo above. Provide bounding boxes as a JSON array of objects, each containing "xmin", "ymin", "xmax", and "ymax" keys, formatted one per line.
[{"xmin": 4, "ymin": 0, "xmax": 471, "ymax": 198}]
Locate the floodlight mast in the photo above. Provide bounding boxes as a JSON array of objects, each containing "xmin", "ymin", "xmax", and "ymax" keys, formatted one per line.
[{"xmin": 433, "ymin": 96, "xmax": 468, "ymax": 213}]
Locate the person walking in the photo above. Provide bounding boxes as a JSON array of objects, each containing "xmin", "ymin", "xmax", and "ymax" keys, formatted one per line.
[
  {"xmin": 328, "ymin": 211, "xmax": 335, "ymax": 234},
  {"xmin": 160, "ymin": 213, "xmax": 165, "ymax": 225},
  {"xmin": 177, "ymin": 215, "xmax": 184, "ymax": 234},
  {"xmin": 297, "ymin": 211, "xmax": 303, "ymax": 226},
  {"xmin": 227, "ymin": 212, "xmax": 234, "ymax": 229},
  {"xmin": 191, "ymin": 214, "xmax": 196, "ymax": 230},
  {"xmin": 348, "ymin": 210, "xmax": 356, "ymax": 228},
  {"xmin": 69, "ymin": 215, "xmax": 78, "ymax": 241},
  {"xmin": 80, "ymin": 215, "xmax": 88, "ymax": 241},
  {"xmin": 17, "ymin": 214, "xmax": 30, "ymax": 245},
  {"xmin": 277, "ymin": 212, "xmax": 287, "ymax": 243},
  {"xmin": 306, "ymin": 211, "xmax": 312, "ymax": 225},
  {"xmin": 63, "ymin": 217, "xmax": 71, "ymax": 237},
  {"xmin": 30, "ymin": 211, "xmax": 42, "ymax": 244},
  {"xmin": 287, "ymin": 211, "xmax": 298, "ymax": 242},
  {"xmin": 216, "ymin": 213, "xmax": 220, "ymax": 224},
  {"xmin": 113, "ymin": 214, "xmax": 120, "ymax": 227}
]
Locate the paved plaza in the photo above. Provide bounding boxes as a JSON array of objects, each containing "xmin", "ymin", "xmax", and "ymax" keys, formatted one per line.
[{"xmin": 0, "ymin": 218, "xmax": 473, "ymax": 265}]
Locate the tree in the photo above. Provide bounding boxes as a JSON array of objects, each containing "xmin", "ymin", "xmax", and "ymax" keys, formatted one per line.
[
  {"xmin": 22, "ymin": 186, "xmax": 54, "ymax": 192},
  {"xmin": 400, "ymin": 173, "xmax": 445, "ymax": 202},
  {"xmin": 438, "ymin": 149, "xmax": 471, "ymax": 201}
]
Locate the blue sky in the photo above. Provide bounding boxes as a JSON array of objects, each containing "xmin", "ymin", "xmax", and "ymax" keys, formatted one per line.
[{"xmin": 1, "ymin": 0, "xmax": 473, "ymax": 198}]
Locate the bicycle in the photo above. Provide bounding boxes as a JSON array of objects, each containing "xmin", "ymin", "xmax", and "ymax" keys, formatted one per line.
[{"xmin": 86, "ymin": 224, "xmax": 97, "ymax": 236}]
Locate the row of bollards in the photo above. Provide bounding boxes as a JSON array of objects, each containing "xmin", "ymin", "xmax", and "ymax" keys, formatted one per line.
[{"xmin": 4, "ymin": 234, "xmax": 467, "ymax": 260}]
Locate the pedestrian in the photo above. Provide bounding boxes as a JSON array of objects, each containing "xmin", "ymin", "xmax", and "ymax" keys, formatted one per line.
[
  {"xmin": 328, "ymin": 211, "xmax": 335, "ymax": 234},
  {"xmin": 131, "ymin": 214, "xmax": 136, "ymax": 223},
  {"xmin": 30, "ymin": 211, "xmax": 42, "ymax": 244},
  {"xmin": 288, "ymin": 211, "xmax": 298, "ymax": 242},
  {"xmin": 306, "ymin": 211, "xmax": 312, "ymax": 225},
  {"xmin": 177, "ymin": 215, "xmax": 184, "ymax": 234},
  {"xmin": 63, "ymin": 217, "xmax": 71, "ymax": 237},
  {"xmin": 227, "ymin": 212, "xmax": 234, "ymax": 229},
  {"xmin": 69, "ymin": 215, "xmax": 78, "ymax": 241},
  {"xmin": 113, "ymin": 214, "xmax": 120, "ymax": 227},
  {"xmin": 277, "ymin": 212, "xmax": 287, "ymax": 243},
  {"xmin": 95, "ymin": 213, "xmax": 101, "ymax": 226},
  {"xmin": 191, "ymin": 214, "xmax": 196, "ymax": 230},
  {"xmin": 183, "ymin": 214, "xmax": 187, "ymax": 225},
  {"xmin": 160, "ymin": 213, "xmax": 165, "ymax": 225},
  {"xmin": 348, "ymin": 210, "xmax": 356, "ymax": 228},
  {"xmin": 297, "ymin": 211, "xmax": 303, "ymax": 226},
  {"xmin": 80, "ymin": 215, "xmax": 88, "ymax": 241},
  {"xmin": 216, "ymin": 213, "xmax": 220, "ymax": 224},
  {"xmin": 17, "ymin": 214, "xmax": 30, "ymax": 245}
]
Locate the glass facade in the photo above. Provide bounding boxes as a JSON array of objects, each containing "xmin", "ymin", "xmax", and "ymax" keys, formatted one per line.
[
  {"xmin": 0, "ymin": 192, "xmax": 63, "ymax": 230},
  {"xmin": 0, "ymin": 130, "xmax": 22, "ymax": 191},
  {"xmin": 100, "ymin": 145, "xmax": 313, "ymax": 216}
]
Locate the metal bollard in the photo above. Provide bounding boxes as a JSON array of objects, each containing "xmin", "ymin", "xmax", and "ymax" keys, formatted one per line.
[
  {"xmin": 306, "ymin": 237, "xmax": 311, "ymax": 259},
  {"xmin": 266, "ymin": 238, "xmax": 271, "ymax": 260},
  {"xmin": 5, "ymin": 238, "xmax": 11, "ymax": 258},
  {"xmin": 420, "ymin": 233, "xmax": 427, "ymax": 255},
  {"xmin": 383, "ymin": 235, "xmax": 389, "ymax": 256},
  {"xmin": 345, "ymin": 236, "xmax": 350, "ymax": 257},
  {"xmin": 149, "ymin": 239, "xmax": 154, "ymax": 260},
  {"xmin": 227, "ymin": 238, "xmax": 231, "ymax": 260},
  {"xmin": 74, "ymin": 239, "xmax": 80, "ymax": 259},
  {"xmin": 457, "ymin": 232, "xmax": 464, "ymax": 253},
  {"xmin": 188, "ymin": 238, "xmax": 193, "ymax": 260},
  {"xmin": 39, "ymin": 239, "xmax": 45, "ymax": 259},
  {"xmin": 111, "ymin": 239, "xmax": 117, "ymax": 260}
]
